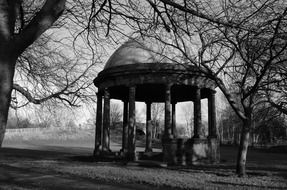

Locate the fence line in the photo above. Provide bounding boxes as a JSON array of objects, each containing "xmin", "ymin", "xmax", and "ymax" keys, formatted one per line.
[
  {"xmin": 6, "ymin": 128, "xmax": 46, "ymax": 134},
  {"xmin": 6, "ymin": 126, "xmax": 94, "ymax": 134}
]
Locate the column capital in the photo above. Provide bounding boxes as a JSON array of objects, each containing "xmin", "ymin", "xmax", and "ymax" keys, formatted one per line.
[
  {"xmin": 103, "ymin": 87, "xmax": 110, "ymax": 94},
  {"xmin": 165, "ymin": 83, "xmax": 173, "ymax": 89},
  {"xmin": 128, "ymin": 84, "xmax": 137, "ymax": 88},
  {"xmin": 210, "ymin": 89, "xmax": 216, "ymax": 95},
  {"xmin": 97, "ymin": 88, "xmax": 104, "ymax": 95},
  {"xmin": 145, "ymin": 101, "xmax": 152, "ymax": 105},
  {"xmin": 96, "ymin": 92, "xmax": 103, "ymax": 96}
]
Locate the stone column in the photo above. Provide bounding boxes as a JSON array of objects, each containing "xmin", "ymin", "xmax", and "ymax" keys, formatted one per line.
[
  {"xmin": 186, "ymin": 87, "xmax": 210, "ymax": 165},
  {"xmin": 163, "ymin": 84, "xmax": 176, "ymax": 165},
  {"xmin": 122, "ymin": 100, "xmax": 129, "ymax": 153},
  {"xmin": 193, "ymin": 87, "xmax": 202, "ymax": 138},
  {"xmin": 164, "ymin": 84, "xmax": 173, "ymax": 138},
  {"xmin": 94, "ymin": 91, "xmax": 103, "ymax": 156},
  {"xmin": 102, "ymin": 88, "xmax": 111, "ymax": 152},
  {"xmin": 127, "ymin": 86, "xmax": 136, "ymax": 160},
  {"xmin": 145, "ymin": 102, "xmax": 152, "ymax": 152},
  {"xmin": 208, "ymin": 90, "xmax": 219, "ymax": 163},
  {"xmin": 208, "ymin": 90, "xmax": 217, "ymax": 138},
  {"xmin": 172, "ymin": 103, "xmax": 176, "ymax": 136}
]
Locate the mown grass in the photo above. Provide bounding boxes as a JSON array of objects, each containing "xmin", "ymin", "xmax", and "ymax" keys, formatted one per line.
[
  {"xmin": 1, "ymin": 146, "xmax": 287, "ymax": 190},
  {"xmin": 1, "ymin": 128, "xmax": 287, "ymax": 189},
  {"xmin": 4, "ymin": 127, "xmax": 94, "ymax": 141}
]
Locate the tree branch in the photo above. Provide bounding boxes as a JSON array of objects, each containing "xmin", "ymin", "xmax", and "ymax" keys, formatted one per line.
[
  {"xmin": 158, "ymin": 0, "xmax": 236, "ymax": 28},
  {"xmin": 13, "ymin": 83, "xmax": 78, "ymax": 106},
  {"xmin": 14, "ymin": 0, "xmax": 66, "ymax": 55}
]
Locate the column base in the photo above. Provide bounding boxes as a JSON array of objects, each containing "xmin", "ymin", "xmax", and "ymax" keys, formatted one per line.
[
  {"xmin": 119, "ymin": 148, "xmax": 128, "ymax": 157},
  {"xmin": 162, "ymin": 137, "xmax": 177, "ymax": 165},
  {"xmin": 93, "ymin": 145, "xmax": 102, "ymax": 157},
  {"xmin": 163, "ymin": 133, "xmax": 174, "ymax": 139},
  {"xmin": 176, "ymin": 138, "xmax": 186, "ymax": 166},
  {"xmin": 208, "ymin": 137, "xmax": 220, "ymax": 163},
  {"xmin": 145, "ymin": 148, "xmax": 153, "ymax": 153},
  {"xmin": 101, "ymin": 146, "xmax": 112, "ymax": 155},
  {"xmin": 185, "ymin": 138, "xmax": 209, "ymax": 165},
  {"xmin": 126, "ymin": 151, "xmax": 138, "ymax": 161}
]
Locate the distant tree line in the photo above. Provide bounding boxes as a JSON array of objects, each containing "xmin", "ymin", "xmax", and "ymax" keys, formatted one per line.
[{"xmin": 219, "ymin": 103, "xmax": 287, "ymax": 146}]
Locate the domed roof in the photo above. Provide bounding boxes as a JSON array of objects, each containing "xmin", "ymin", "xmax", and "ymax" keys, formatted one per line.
[{"xmin": 104, "ymin": 39, "xmax": 156, "ymax": 69}]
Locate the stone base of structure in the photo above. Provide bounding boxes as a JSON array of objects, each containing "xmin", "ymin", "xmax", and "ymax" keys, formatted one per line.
[
  {"xmin": 176, "ymin": 138, "xmax": 186, "ymax": 165},
  {"xmin": 101, "ymin": 147, "xmax": 112, "ymax": 154},
  {"xmin": 93, "ymin": 146, "xmax": 102, "ymax": 157},
  {"xmin": 119, "ymin": 149, "xmax": 128, "ymax": 157},
  {"xmin": 162, "ymin": 138, "xmax": 177, "ymax": 165},
  {"xmin": 161, "ymin": 137, "xmax": 220, "ymax": 166},
  {"xmin": 185, "ymin": 138, "xmax": 209, "ymax": 165},
  {"xmin": 208, "ymin": 137, "xmax": 220, "ymax": 163},
  {"xmin": 184, "ymin": 137, "xmax": 220, "ymax": 165},
  {"xmin": 145, "ymin": 148, "xmax": 153, "ymax": 153},
  {"xmin": 92, "ymin": 147, "xmax": 113, "ymax": 158},
  {"xmin": 93, "ymin": 138, "xmax": 219, "ymax": 165},
  {"xmin": 126, "ymin": 151, "xmax": 138, "ymax": 162}
]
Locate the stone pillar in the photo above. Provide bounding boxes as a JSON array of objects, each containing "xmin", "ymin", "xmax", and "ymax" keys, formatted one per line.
[
  {"xmin": 164, "ymin": 84, "xmax": 173, "ymax": 138},
  {"xmin": 193, "ymin": 87, "xmax": 202, "ymax": 138},
  {"xmin": 102, "ymin": 88, "xmax": 111, "ymax": 152},
  {"xmin": 145, "ymin": 102, "xmax": 152, "ymax": 153},
  {"xmin": 208, "ymin": 90, "xmax": 219, "ymax": 163},
  {"xmin": 162, "ymin": 84, "xmax": 176, "ymax": 165},
  {"xmin": 127, "ymin": 86, "xmax": 136, "ymax": 161},
  {"xmin": 172, "ymin": 103, "xmax": 176, "ymax": 136},
  {"xmin": 121, "ymin": 100, "xmax": 129, "ymax": 153},
  {"xmin": 185, "ymin": 87, "xmax": 208, "ymax": 165},
  {"xmin": 208, "ymin": 90, "xmax": 217, "ymax": 138},
  {"xmin": 94, "ymin": 91, "xmax": 103, "ymax": 156}
]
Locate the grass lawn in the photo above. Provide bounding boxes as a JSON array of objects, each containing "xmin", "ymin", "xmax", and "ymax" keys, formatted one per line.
[{"xmin": 1, "ymin": 128, "xmax": 287, "ymax": 189}]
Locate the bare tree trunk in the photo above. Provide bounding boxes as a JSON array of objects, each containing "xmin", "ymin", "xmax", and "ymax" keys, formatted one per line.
[
  {"xmin": 0, "ymin": 56, "xmax": 16, "ymax": 147},
  {"xmin": 236, "ymin": 119, "xmax": 251, "ymax": 176},
  {"xmin": 0, "ymin": 0, "xmax": 66, "ymax": 148}
]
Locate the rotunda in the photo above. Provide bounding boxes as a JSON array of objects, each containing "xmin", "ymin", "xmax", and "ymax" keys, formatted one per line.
[{"xmin": 93, "ymin": 39, "xmax": 219, "ymax": 165}]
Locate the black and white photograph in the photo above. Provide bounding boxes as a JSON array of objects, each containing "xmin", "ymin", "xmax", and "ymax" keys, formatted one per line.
[{"xmin": 0, "ymin": 0, "xmax": 286, "ymax": 189}]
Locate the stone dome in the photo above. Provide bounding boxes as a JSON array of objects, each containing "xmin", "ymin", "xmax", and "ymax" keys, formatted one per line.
[{"xmin": 104, "ymin": 39, "xmax": 156, "ymax": 69}]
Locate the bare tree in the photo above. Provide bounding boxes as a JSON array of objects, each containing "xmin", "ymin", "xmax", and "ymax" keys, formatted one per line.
[
  {"xmin": 0, "ymin": 0, "xmax": 114, "ymax": 147},
  {"xmin": 2, "ymin": 0, "xmax": 286, "ymax": 177},
  {"xmin": 181, "ymin": 102, "xmax": 193, "ymax": 136},
  {"xmin": 142, "ymin": 0, "xmax": 287, "ymax": 176},
  {"xmin": 88, "ymin": 0, "xmax": 287, "ymax": 176},
  {"xmin": 151, "ymin": 103, "xmax": 164, "ymax": 139},
  {"xmin": 110, "ymin": 103, "xmax": 122, "ymax": 128},
  {"xmin": 12, "ymin": 33, "xmax": 97, "ymax": 108},
  {"xmin": 0, "ymin": 0, "xmax": 67, "ymax": 147}
]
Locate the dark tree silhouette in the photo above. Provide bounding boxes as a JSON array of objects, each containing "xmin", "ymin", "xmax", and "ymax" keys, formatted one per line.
[{"xmin": 0, "ymin": 0, "xmax": 66, "ymax": 147}]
